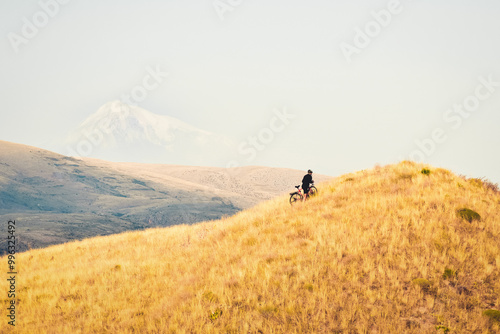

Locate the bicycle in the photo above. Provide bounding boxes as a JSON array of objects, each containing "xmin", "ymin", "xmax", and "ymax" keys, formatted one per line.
[{"xmin": 289, "ymin": 183, "xmax": 318, "ymax": 205}]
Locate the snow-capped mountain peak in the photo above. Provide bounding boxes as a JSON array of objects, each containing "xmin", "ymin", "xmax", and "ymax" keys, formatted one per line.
[{"xmin": 65, "ymin": 101, "xmax": 234, "ymax": 165}]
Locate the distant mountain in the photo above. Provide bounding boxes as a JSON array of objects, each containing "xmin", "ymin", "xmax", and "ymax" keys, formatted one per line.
[
  {"xmin": 0, "ymin": 140, "xmax": 332, "ymax": 253},
  {"xmin": 64, "ymin": 101, "xmax": 234, "ymax": 165}
]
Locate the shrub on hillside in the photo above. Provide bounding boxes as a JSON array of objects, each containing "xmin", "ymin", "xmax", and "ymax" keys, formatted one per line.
[
  {"xmin": 456, "ymin": 208, "xmax": 481, "ymax": 223},
  {"xmin": 209, "ymin": 308, "xmax": 222, "ymax": 321},
  {"xmin": 421, "ymin": 168, "xmax": 431, "ymax": 175},
  {"xmin": 442, "ymin": 268, "xmax": 457, "ymax": 280},
  {"xmin": 483, "ymin": 309, "xmax": 500, "ymax": 323}
]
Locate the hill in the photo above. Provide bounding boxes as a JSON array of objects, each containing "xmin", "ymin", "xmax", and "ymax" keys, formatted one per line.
[
  {"xmin": 1, "ymin": 162, "xmax": 499, "ymax": 333},
  {"xmin": 0, "ymin": 140, "xmax": 331, "ymax": 253}
]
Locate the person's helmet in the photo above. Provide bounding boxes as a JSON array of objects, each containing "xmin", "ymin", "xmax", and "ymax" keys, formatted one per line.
[{"xmin": 308, "ymin": 169, "xmax": 313, "ymax": 173}]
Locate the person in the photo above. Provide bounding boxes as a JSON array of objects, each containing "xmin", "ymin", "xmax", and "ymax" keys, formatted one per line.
[{"xmin": 301, "ymin": 169, "xmax": 314, "ymax": 201}]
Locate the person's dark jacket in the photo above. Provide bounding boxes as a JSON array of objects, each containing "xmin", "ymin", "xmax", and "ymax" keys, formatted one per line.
[{"xmin": 302, "ymin": 174, "xmax": 313, "ymax": 192}]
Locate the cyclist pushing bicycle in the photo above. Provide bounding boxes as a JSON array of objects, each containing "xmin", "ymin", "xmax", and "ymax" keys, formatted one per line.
[
  {"xmin": 289, "ymin": 169, "xmax": 317, "ymax": 205},
  {"xmin": 301, "ymin": 169, "xmax": 314, "ymax": 201}
]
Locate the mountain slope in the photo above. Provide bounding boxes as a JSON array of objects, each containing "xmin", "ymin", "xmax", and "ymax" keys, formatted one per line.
[
  {"xmin": 0, "ymin": 140, "xmax": 331, "ymax": 253},
  {"xmin": 64, "ymin": 101, "xmax": 234, "ymax": 165},
  {"xmin": 2, "ymin": 162, "xmax": 499, "ymax": 333}
]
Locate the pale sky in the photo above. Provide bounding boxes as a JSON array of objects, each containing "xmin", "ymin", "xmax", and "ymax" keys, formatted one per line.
[{"xmin": 1, "ymin": 0, "xmax": 500, "ymax": 183}]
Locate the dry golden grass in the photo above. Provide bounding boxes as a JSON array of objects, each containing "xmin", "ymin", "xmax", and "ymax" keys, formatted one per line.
[{"xmin": 1, "ymin": 161, "xmax": 499, "ymax": 333}]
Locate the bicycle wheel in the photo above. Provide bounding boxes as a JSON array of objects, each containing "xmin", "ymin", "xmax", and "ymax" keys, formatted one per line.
[
  {"xmin": 289, "ymin": 192, "xmax": 302, "ymax": 205},
  {"xmin": 309, "ymin": 186, "xmax": 318, "ymax": 197}
]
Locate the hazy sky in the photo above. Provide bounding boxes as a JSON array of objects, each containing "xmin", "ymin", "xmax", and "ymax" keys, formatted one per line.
[{"xmin": 1, "ymin": 0, "xmax": 500, "ymax": 183}]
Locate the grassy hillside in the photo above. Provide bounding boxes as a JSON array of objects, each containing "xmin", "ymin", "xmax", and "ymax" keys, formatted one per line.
[{"xmin": 2, "ymin": 162, "xmax": 499, "ymax": 333}]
